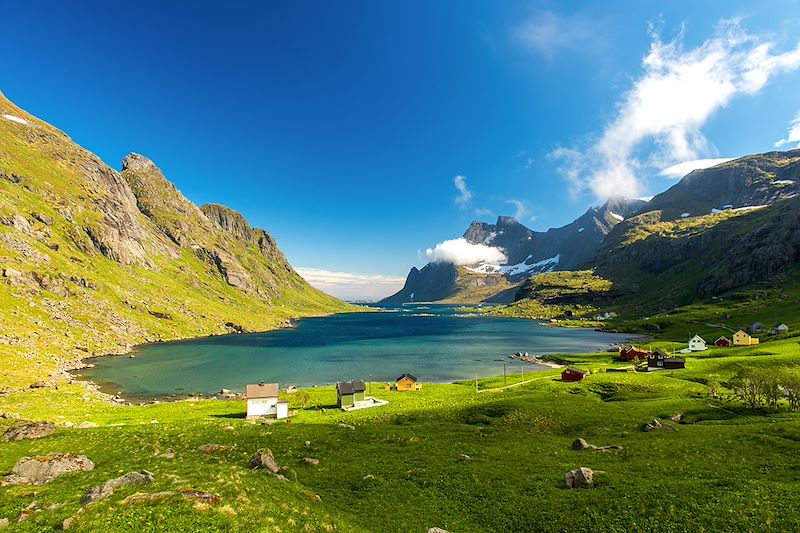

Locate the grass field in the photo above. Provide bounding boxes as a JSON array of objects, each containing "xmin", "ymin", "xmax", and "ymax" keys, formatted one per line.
[{"xmin": 3, "ymin": 334, "xmax": 800, "ymax": 532}]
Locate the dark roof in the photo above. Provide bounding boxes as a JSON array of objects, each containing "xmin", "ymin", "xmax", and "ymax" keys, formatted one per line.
[
  {"xmin": 337, "ymin": 381, "xmax": 355, "ymax": 395},
  {"xmin": 337, "ymin": 380, "xmax": 366, "ymax": 395},
  {"xmin": 246, "ymin": 383, "xmax": 279, "ymax": 399},
  {"xmin": 397, "ymin": 373, "xmax": 418, "ymax": 382},
  {"xmin": 563, "ymin": 367, "xmax": 586, "ymax": 375},
  {"xmin": 651, "ymin": 348, "xmax": 670, "ymax": 358}
]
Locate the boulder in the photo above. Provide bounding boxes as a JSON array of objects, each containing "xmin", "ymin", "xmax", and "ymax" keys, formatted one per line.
[
  {"xmin": 4, "ymin": 454, "xmax": 94, "ymax": 485},
  {"xmin": 428, "ymin": 529, "xmax": 450, "ymax": 533},
  {"xmin": 457, "ymin": 454, "xmax": 471, "ymax": 462},
  {"xmin": 303, "ymin": 457, "xmax": 320, "ymax": 466},
  {"xmin": 197, "ymin": 443, "xmax": 228, "ymax": 453},
  {"xmin": 82, "ymin": 470, "xmax": 155, "ymax": 504},
  {"xmin": 250, "ymin": 448, "xmax": 280, "ymax": 473},
  {"xmin": 0, "ymin": 517, "xmax": 9, "ymax": 528},
  {"xmin": 1, "ymin": 421, "xmax": 55, "ymax": 442},
  {"xmin": 572, "ymin": 438, "xmax": 594, "ymax": 451},
  {"xmin": 76, "ymin": 421, "xmax": 97, "ymax": 429},
  {"xmin": 564, "ymin": 467, "xmax": 594, "ymax": 489},
  {"xmin": 337, "ymin": 422, "xmax": 355, "ymax": 431}
]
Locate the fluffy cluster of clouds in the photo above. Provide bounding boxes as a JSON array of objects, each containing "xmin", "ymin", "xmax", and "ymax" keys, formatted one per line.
[
  {"xmin": 775, "ymin": 111, "xmax": 800, "ymax": 148},
  {"xmin": 425, "ymin": 238, "xmax": 506, "ymax": 266},
  {"xmin": 552, "ymin": 20, "xmax": 800, "ymax": 198},
  {"xmin": 296, "ymin": 268, "xmax": 405, "ymax": 302}
]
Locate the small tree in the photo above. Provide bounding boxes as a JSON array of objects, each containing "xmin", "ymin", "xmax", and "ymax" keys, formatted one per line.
[
  {"xmin": 706, "ymin": 374, "xmax": 721, "ymax": 399},
  {"xmin": 729, "ymin": 368, "xmax": 763, "ymax": 409},
  {"xmin": 780, "ymin": 370, "xmax": 800, "ymax": 412}
]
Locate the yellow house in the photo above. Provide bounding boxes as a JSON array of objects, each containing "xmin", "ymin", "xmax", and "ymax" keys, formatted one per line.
[
  {"xmin": 733, "ymin": 329, "xmax": 760, "ymax": 346},
  {"xmin": 395, "ymin": 373, "xmax": 421, "ymax": 391}
]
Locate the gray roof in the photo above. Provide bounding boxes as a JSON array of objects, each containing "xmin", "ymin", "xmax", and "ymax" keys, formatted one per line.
[
  {"xmin": 397, "ymin": 373, "xmax": 418, "ymax": 382},
  {"xmin": 337, "ymin": 380, "xmax": 365, "ymax": 395},
  {"xmin": 246, "ymin": 383, "xmax": 279, "ymax": 399}
]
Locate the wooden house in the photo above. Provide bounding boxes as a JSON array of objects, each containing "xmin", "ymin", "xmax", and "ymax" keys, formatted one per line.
[
  {"xmin": 336, "ymin": 380, "xmax": 366, "ymax": 408},
  {"xmin": 751, "ymin": 322, "xmax": 765, "ymax": 334},
  {"xmin": 772, "ymin": 323, "xmax": 789, "ymax": 335},
  {"xmin": 733, "ymin": 329, "xmax": 760, "ymax": 346},
  {"xmin": 395, "ymin": 373, "xmax": 421, "ymax": 391},
  {"xmin": 246, "ymin": 383, "xmax": 288, "ymax": 419},
  {"xmin": 561, "ymin": 367, "xmax": 587, "ymax": 382},
  {"xmin": 619, "ymin": 346, "xmax": 650, "ymax": 362},
  {"xmin": 663, "ymin": 357, "xmax": 686, "ymax": 370},
  {"xmin": 714, "ymin": 336, "xmax": 731, "ymax": 347},
  {"xmin": 687, "ymin": 335, "xmax": 707, "ymax": 352}
]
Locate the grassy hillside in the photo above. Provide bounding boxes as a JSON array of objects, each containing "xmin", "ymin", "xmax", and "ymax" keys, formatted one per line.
[
  {"xmin": 0, "ymin": 93, "xmax": 352, "ymax": 391},
  {"xmin": 3, "ymin": 334, "xmax": 800, "ymax": 531}
]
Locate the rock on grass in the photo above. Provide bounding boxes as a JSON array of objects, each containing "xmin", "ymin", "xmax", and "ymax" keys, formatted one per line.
[
  {"xmin": 3, "ymin": 454, "xmax": 94, "ymax": 485},
  {"xmin": 82, "ymin": 470, "xmax": 155, "ymax": 504},
  {"xmin": 1, "ymin": 421, "xmax": 55, "ymax": 442}
]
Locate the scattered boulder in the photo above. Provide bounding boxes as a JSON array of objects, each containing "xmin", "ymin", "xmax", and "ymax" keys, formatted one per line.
[
  {"xmin": 0, "ymin": 517, "xmax": 9, "ymax": 528},
  {"xmin": 250, "ymin": 448, "xmax": 280, "ymax": 473},
  {"xmin": 181, "ymin": 489, "xmax": 220, "ymax": 504},
  {"xmin": 564, "ymin": 467, "xmax": 594, "ymax": 489},
  {"xmin": 362, "ymin": 474, "xmax": 377, "ymax": 483},
  {"xmin": 571, "ymin": 438, "xmax": 624, "ymax": 452},
  {"xmin": 303, "ymin": 457, "xmax": 320, "ymax": 466},
  {"xmin": 29, "ymin": 380, "xmax": 48, "ymax": 389},
  {"xmin": 4, "ymin": 454, "xmax": 94, "ymax": 485},
  {"xmin": 197, "ymin": 443, "xmax": 228, "ymax": 453},
  {"xmin": 122, "ymin": 491, "xmax": 175, "ymax": 505},
  {"xmin": 643, "ymin": 418, "xmax": 677, "ymax": 432},
  {"xmin": 76, "ymin": 421, "xmax": 97, "ymax": 429},
  {"xmin": 457, "ymin": 454, "xmax": 471, "ymax": 462},
  {"xmin": 158, "ymin": 449, "xmax": 175, "ymax": 460},
  {"xmin": 82, "ymin": 470, "xmax": 155, "ymax": 504},
  {"xmin": 428, "ymin": 529, "xmax": 450, "ymax": 533},
  {"xmin": 572, "ymin": 438, "xmax": 593, "ymax": 451},
  {"xmin": 1, "ymin": 420, "xmax": 55, "ymax": 442},
  {"xmin": 337, "ymin": 422, "xmax": 355, "ymax": 431}
]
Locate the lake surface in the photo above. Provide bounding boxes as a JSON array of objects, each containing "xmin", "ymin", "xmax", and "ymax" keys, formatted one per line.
[{"xmin": 81, "ymin": 306, "xmax": 634, "ymax": 398}]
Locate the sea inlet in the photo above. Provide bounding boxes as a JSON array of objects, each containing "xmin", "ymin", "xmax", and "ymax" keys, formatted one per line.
[{"xmin": 80, "ymin": 305, "xmax": 635, "ymax": 398}]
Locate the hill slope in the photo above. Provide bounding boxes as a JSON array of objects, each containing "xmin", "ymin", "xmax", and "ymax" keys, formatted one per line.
[{"xmin": 0, "ymin": 93, "xmax": 350, "ymax": 390}]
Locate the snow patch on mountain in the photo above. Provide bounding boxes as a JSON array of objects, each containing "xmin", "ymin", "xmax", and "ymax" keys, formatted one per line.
[
  {"xmin": 2, "ymin": 114, "xmax": 28, "ymax": 125},
  {"xmin": 609, "ymin": 212, "xmax": 624, "ymax": 222},
  {"xmin": 466, "ymin": 254, "xmax": 560, "ymax": 276}
]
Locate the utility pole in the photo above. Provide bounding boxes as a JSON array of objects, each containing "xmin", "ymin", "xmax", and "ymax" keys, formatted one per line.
[
  {"xmin": 369, "ymin": 374, "xmax": 372, "ymax": 394},
  {"xmin": 475, "ymin": 372, "xmax": 478, "ymax": 393},
  {"xmin": 504, "ymin": 363, "xmax": 507, "ymax": 386}
]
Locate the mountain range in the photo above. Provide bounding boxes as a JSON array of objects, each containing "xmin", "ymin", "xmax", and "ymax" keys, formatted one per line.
[
  {"xmin": 383, "ymin": 149, "xmax": 800, "ymax": 309},
  {"xmin": 0, "ymin": 92, "xmax": 350, "ymax": 389}
]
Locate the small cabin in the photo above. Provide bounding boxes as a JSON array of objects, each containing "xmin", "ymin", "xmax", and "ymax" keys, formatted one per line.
[
  {"xmin": 751, "ymin": 322, "xmax": 765, "ymax": 334},
  {"xmin": 687, "ymin": 335, "xmax": 707, "ymax": 352},
  {"xmin": 663, "ymin": 357, "xmax": 686, "ymax": 370},
  {"xmin": 647, "ymin": 348, "xmax": 671, "ymax": 369},
  {"xmin": 396, "ymin": 373, "xmax": 421, "ymax": 391},
  {"xmin": 246, "ymin": 383, "xmax": 288, "ymax": 419},
  {"xmin": 619, "ymin": 346, "xmax": 650, "ymax": 362},
  {"xmin": 715, "ymin": 336, "xmax": 731, "ymax": 347},
  {"xmin": 561, "ymin": 367, "xmax": 587, "ymax": 382},
  {"xmin": 733, "ymin": 329, "xmax": 759, "ymax": 346},
  {"xmin": 772, "ymin": 323, "xmax": 789, "ymax": 335},
  {"xmin": 337, "ymin": 380, "xmax": 366, "ymax": 408}
]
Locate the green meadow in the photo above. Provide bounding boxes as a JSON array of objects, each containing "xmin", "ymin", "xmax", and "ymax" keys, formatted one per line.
[{"xmin": 3, "ymin": 334, "xmax": 800, "ymax": 532}]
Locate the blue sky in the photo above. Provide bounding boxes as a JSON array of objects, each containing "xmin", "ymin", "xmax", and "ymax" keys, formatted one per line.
[{"xmin": 2, "ymin": 1, "xmax": 800, "ymax": 299}]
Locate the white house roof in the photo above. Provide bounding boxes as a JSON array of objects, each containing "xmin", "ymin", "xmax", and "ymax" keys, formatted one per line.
[
  {"xmin": 690, "ymin": 335, "xmax": 706, "ymax": 343},
  {"xmin": 246, "ymin": 383, "xmax": 279, "ymax": 399}
]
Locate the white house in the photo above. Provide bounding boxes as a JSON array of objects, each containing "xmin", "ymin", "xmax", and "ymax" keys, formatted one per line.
[
  {"xmin": 772, "ymin": 323, "xmax": 789, "ymax": 335},
  {"xmin": 687, "ymin": 335, "xmax": 707, "ymax": 352},
  {"xmin": 246, "ymin": 383, "xmax": 288, "ymax": 419}
]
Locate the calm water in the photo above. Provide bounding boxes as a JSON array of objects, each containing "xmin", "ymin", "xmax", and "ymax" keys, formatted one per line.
[{"xmin": 81, "ymin": 306, "xmax": 634, "ymax": 398}]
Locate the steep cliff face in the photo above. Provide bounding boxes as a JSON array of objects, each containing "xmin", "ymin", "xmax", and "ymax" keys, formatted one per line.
[{"xmin": 0, "ymin": 92, "xmax": 350, "ymax": 389}]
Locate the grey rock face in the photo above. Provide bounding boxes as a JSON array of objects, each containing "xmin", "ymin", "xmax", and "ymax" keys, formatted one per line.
[
  {"xmin": 4, "ymin": 454, "xmax": 94, "ymax": 485},
  {"xmin": 82, "ymin": 470, "xmax": 155, "ymax": 504},
  {"xmin": 564, "ymin": 467, "xmax": 594, "ymax": 489},
  {"xmin": 250, "ymin": 448, "xmax": 280, "ymax": 473}
]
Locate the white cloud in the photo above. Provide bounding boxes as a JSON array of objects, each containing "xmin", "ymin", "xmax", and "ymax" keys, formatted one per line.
[
  {"xmin": 473, "ymin": 207, "xmax": 494, "ymax": 217},
  {"xmin": 659, "ymin": 157, "xmax": 735, "ymax": 178},
  {"xmin": 296, "ymin": 267, "xmax": 405, "ymax": 302},
  {"xmin": 553, "ymin": 20, "xmax": 800, "ymax": 199},
  {"xmin": 454, "ymin": 175, "xmax": 473, "ymax": 210},
  {"xmin": 505, "ymin": 199, "xmax": 530, "ymax": 221},
  {"xmin": 425, "ymin": 238, "xmax": 507, "ymax": 266},
  {"xmin": 513, "ymin": 10, "xmax": 603, "ymax": 59},
  {"xmin": 775, "ymin": 111, "xmax": 800, "ymax": 148}
]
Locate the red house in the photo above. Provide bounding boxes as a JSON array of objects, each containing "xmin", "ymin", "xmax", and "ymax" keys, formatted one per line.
[
  {"xmin": 619, "ymin": 346, "xmax": 651, "ymax": 362},
  {"xmin": 561, "ymin": 367, "xmax": 587, "ymax": 382},
  {"xmin": 715, "ymin": 336, "xmax": 731, "ymax": 347}
]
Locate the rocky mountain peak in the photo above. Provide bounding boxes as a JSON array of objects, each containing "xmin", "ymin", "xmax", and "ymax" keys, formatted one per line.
[
  {"xmin": 122, "ymin": 153, "xmax": 162, "ymax": 175},
  {"xmin": 200, "ymin": 203, "xmax": 254, "ymax": 242}
]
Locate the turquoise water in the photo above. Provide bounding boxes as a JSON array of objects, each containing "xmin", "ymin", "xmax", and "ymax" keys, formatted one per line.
[{"xmin": 81, "ymin": 306, "xmax": 634, "ymax": 398}]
